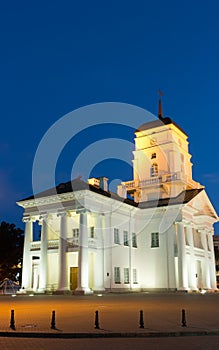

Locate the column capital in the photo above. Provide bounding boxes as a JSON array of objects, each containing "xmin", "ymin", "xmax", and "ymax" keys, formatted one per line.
[
  {"xmin": 23, "ymin": 216, "xmax": 36, "ymax": 223},
  {"xmin": 76, "ymin": 208, "xmax": 90, "ymax": 215},
  {"xmin": 39, "ymin": 212, "xmax": 48, "ymax": 220},
  {"xmin": 57, "ymin": 211, "xmax": 67, "ymax": 218}
]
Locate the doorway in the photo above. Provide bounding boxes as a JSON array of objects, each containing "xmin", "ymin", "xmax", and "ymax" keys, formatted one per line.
[{"xmin": 70, "ymin": 267, "xmax": 78, "ymax": 290}]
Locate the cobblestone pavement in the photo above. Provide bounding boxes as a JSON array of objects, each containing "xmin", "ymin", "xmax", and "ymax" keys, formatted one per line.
[{"xmin": 0, "ymin": 292, "xmax": 219, "ymax": 349}]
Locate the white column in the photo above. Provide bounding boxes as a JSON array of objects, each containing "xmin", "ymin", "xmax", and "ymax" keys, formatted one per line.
[
  {"xmin": 21, "ymin": 218, "xmax": 33, "ymax": 290},
  {"xmin": 32, "ymin": 263, "xmax": 39, "ymax": 292},
  {"xmin": 129, "ymin": 212, "xmax": 135, "ymax": 290},
  {"xmin": 177, "ymin": 222, "xmax": 188, "ymax": 290},
  {"xmin": 200, "ymin": 229, "xmax": 212, "ymax": 289},
  {"xmin": 186, "ymin": 225, "xmax": 197, "ymax": 290},
  {"xmin": 76, "ymin": 210, "xmax": 91, "ymax": 294},
  {"xmin": 166, "ymin": 224, "xmax": 176, "ymax": 290},
  {"xmin": 38, "ymin": 216, "xmax": 48, "ymax": 292},
  {"xmin": 57, "ymin": 212, "xmax": 69, "ymax": 291},
  {"xmin": 208, "ymin": 232, "xmax": 217, "ymax": 289},
  {"xmin": 103, "ymin": 213, "xmax": 112, "ymax": 289},
  {"xmin": 93, "ymin": 214, "xmax": 105, "ymax": 291}
]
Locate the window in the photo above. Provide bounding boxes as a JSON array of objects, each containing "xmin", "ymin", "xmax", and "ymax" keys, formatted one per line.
[
  {"xmin": 193, "ymin": 228, "xmax": 203, "ymax": 249},
  {"xmin": 132, "ymin": 232, "xmax": 137, "ymax": 248},
  {"xmin": 90, "ymin": 226, "xmax": 95, "ymax": 238},
  {"xmin": 150, "ymin": 163, "xmax": 158, "ymax": 177},
  {"xmin": 124, "ymin": 268, "xmax": 129, "ymax": 284},
  {"xmin": 114, "ymin": 228, "xmax": 120, "ymax": 244},
  {"xmin": 123, "ymin": 230, "xmax": 129, "ymax": 246},
  {"xmin": 133, "ymin": 268, "xmax": 138, "ymax": 284},
  {"xmin": 151, "ymin": 153, "xmax": 156, "ymax": 159},
  {"xmin": 114, "ymin": 267, "xmax": 121, "ymax": 283},
  {"xmin": 72, "ymin": 228, "xmax": 79, "ymax": 238},
  {"xmin": 151, "ymin": 232, "xmax": 159, "ymax": 248}
]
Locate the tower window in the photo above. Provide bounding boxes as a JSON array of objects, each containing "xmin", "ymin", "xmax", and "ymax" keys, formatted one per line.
[
  {"xmin": 90, "ymin": 226, "xmax": 95, "ymax": 238},
  {"xmin": 151, "ymin": 153, "xmax": 156, "ymax": 159},
  {"xmin": 124, "ymin": 268, "xmax": 130, "ymax": 284},
  {"xmin": 114, "ymin": 228, "xmax": 120, "ymax": 244},
  {"xmin": 151, "ymin": 232, "xmax": 159, "ymax": 248},
  {"xmin": 114, "ymin": 267, "xmax": 121, "ymax": 283},
  {"xmin": 123, "ymin": 230, "xmax": 129, "ymax": 246},
  {"xmin": 132, "ymin": 232, "xmax": 137, "ymax": 248},
  {"xmin": 72, "ymin": 228, "xmax": 79, "ymax": 238},
  {"xmin": 150, "ymin": 163, "xmax": 158, "ymax": 177},
  {"xmin": 133, "ymin": 268, "xmax": 138, "ymax": 284}
]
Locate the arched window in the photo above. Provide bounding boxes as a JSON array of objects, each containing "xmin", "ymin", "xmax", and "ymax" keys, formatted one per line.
[
  {"xmin": 150, "ymin": 163, "xmax": 158, "ymax": 177},
  {"xmin": 151, "ymin": 153, "xmax": 156, "ymax": 159}
]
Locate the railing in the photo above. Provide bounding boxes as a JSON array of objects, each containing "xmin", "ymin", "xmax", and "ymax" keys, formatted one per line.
[
  {"xmin": 123, "ymin": 172, "xmax": 182, "ymax": 190},
  {"xmin": 48, "ymin": 240, "xmax": 59, "ymax": 249},
  {"xmin": 31, "ymin": 237, "xmax": 97, "ymax": 250},
  {"xmin": 67, "ymin": 238, "xmax": 79, "ymax": 247},
  {"xmin": 30, "ymin": 241, "xmax": 41, "ymax": 251},
  {"xmin": 30, "ymin": 240, "xmax": 59, "ymax": 251}
]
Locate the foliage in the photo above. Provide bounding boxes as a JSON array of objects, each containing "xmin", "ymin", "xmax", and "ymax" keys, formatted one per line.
[{"xmin": 0, "ymin": 221, "xmax": 24, "ymax": 283}]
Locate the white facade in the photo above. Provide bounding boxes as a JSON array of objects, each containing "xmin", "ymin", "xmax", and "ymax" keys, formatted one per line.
[{"xmin": 17, "ymin": 113, "xmax": 218, "ymax": 293}]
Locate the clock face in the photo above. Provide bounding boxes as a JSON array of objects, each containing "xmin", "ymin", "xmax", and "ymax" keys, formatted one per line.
[{"xmin": 150, "ymin": 138, "xmax": 156, "ymax": 146}]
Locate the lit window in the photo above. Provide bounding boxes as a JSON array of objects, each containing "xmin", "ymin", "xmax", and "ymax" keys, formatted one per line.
[
  {"xmin": 124, "ymin": 268, "xmax": 129, "ymax": 284},
  {"xmin": 132, "ymin": 232, "xmax": 137, "ymax": 248},
  {"xmin": 114, "ymin": 267, "xmax": 121, "ymax": 283},
  {"xmin": 123, "ymin": 231, "xmax": 129, "ymax": 246},
  {"xmin": 151, "ymin": 153, "xmax": 156, "ymax": 159},
  {"xmin": 151, "ymin": 232, "xmax": 159, "ymax": 248},
  {"xmin": 133, "ymin": 268, "xmax": 138, "ymax": 284},
  {"xmin": 114, "ymin": 228, "xmax": 120, "ymax": 244},
  {"xmin": 72, "ymin": 228, "xmax": 79, "ymax": 238},
  {"xmin": 150, "ymin": 163, "xmax": 158, "ymax": 177},
  {"xmin": 90, "ymin": 226, "xmax": 95, "ymax": 238}
]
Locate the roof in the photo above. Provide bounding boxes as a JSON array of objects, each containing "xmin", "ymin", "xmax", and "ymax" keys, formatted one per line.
[
  {"xmin": 138, "ymin": 188, "xmax": 204, "ymax": 209},
  {"xmin": 135, "ymin": 116, "xmax": 188, "ymax": 136},
  {"xmin": 19, "ymin": 179, "xmax": 203, "ymax": 210}
]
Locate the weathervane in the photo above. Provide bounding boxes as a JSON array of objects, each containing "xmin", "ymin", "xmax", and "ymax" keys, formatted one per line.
[{"xmin": 158, "ymin": 90, "xmax": 164, "ymax": 119}]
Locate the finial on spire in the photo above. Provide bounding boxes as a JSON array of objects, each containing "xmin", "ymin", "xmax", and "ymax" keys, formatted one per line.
[{"xmin": 158, "ymin": 90, "xmax": 164, "ymax": 119}]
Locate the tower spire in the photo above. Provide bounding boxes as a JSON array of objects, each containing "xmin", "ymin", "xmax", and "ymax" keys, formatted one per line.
[{"xmin": 158, "ymin": 90, "xmax": 164, "ymax": 119}]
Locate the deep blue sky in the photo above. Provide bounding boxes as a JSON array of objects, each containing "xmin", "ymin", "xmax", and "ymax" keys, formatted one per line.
[{"xmin": 0, "ymin": 0, "xmax": 219, "ymax": 232}]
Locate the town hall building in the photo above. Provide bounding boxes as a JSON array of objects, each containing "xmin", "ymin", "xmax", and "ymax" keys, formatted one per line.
[{"xmin": 17, "ymin": 103, "xmax": 218, "ymax": 293}]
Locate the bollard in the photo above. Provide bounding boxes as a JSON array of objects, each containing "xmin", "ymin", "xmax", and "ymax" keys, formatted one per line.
[
  {"xmin": 139, "ymin": 310, "xmax": 144, "ymax": 329},
  {"xmin": 51, "ymin": 310, "xmax": 56, "ymax": 329},
  {"xmin": 94, "ymin": 310, "xmax": 100, "ymax": 329},
  {"xmin": 10, "ymin": 309, "xmax": 16, "ymax": 330},
  {"xmin": 181, "ymin": 309, "xmax": 187, "ymax": 327}
]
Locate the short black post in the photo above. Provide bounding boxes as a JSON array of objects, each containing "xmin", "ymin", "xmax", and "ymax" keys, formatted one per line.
[
  {"xmin": 181, "ymin": 309, "xmax": 187, "ymax": 327},
  {"xmin": 51, "ymin": 310, "xmax": 56, "ymax": 329},
  {"xmin": 95, "ymin": 310, "xmax": 100, "ymax": 329},
  {"xmin": 10, "ymin": 309, "xmax": 16, "ymax": 330},
  {"xmin": 139, "ymin": 310, "xmax": 144, "ymax": 329}
]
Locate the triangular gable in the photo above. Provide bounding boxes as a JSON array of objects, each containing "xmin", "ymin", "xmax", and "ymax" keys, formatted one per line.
[{"xmin": 186, "ymin": 189, "xmax": 218, "ymax": 221}]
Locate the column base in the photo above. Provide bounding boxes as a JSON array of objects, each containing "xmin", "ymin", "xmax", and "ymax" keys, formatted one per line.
[
  {"xmin": 178, "ymin": 287, "xmax": 188, "ymax": 292},
  {"xmin": 36, "ymin": 288, "xmax": 46, "ymax": 294},
  {"xmin": 17, "ymin": 288, "xmax": 33, "ymax": 295},
  {"xmin": 74, "ymin": 287, "xmax": 93, "ymax": 295},
  {"xmin": 54, "ymin": 288, "xmax": 71, "ymax": 295},
  {"xmin": 93, "ymin": 287, "xmax": 105, "ymax": 292}
]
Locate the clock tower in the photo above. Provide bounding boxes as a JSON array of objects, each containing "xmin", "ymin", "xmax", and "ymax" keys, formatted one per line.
[{"xmin": 122, "ymin": 99, "xmax": 202, "ymax": 202}]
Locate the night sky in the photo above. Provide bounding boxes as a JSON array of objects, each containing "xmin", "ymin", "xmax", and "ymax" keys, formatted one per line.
[{"xmin": 0, "ymin": 1, "xmax": 219, "ymax": 233}]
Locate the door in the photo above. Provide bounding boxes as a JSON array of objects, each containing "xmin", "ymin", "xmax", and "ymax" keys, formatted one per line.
[{"xmin": 70, "ymin": 267, "xmax": 78, "ymax": 290}]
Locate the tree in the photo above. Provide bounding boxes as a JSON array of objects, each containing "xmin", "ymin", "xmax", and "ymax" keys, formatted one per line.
[{"xmin": 0, "ymin": 221, "xmax": 24, "ymax": 283}]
